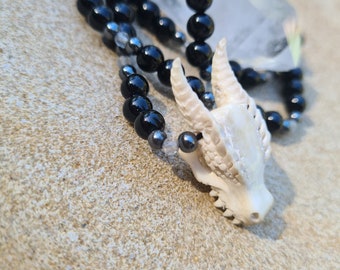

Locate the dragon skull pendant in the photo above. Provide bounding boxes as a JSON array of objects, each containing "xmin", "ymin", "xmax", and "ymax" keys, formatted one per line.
[{"xmin": 170, "ymin": 39, "xmax": 273, "ymax": 226}]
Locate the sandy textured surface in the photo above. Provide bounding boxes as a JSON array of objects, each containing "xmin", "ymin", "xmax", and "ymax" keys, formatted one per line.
[{"xmin": 1, "ymin": 0, "xmax": 339, "ymax": 269}]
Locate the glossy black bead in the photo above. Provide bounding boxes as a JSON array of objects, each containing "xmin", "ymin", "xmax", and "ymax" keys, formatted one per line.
[
  {"xmin": 127, "ymin": 36, "xmax": 143, "ymax": 54},
  {"xmin": 186, "ymin": 76, "xmax": 205, "ymax": 96},
  {"xmin": 280, "ymin": 67, "xmax": 303, "ymax": 80},
  {"xmin": 148, "ymin": 130, "xmax": 167, "ymax": 150},
  {"xmin": 119, "ymin": 65, "xmax": 136, "ymax": 80},
  {"xmin": 239, "ymin": 68, "xmax": 264, "ymax": 88},
  {"xmin": 286, "ymin": 94, "xmax": 306, "ymax": 113},
  {"xmin": 178, "ymin": 131, "xmax": 198, "ymax": 153},
  {"xmin": 118, "ymin": 22, "xmax": 136, "ymax": 37},
  {"xmin": 186, "ymin": 0, "xmax": 212, "ymax": 12},
  {"xmin": 229, "ymin": 60, "xmax": 242, "ymax": 79},
  {"xmin": 186, "ymin": 41, "xmax": 213, "ymax": 67},
  {"xmin": 265, "ymin": 111, "xmax": 283, "ymax": 132},
  {"xmin": 282, "ymin": 79, "xmax": 304, "ymax": 97},
  {"xmin": 121, "ymin": 74, "xmax": 149, "ymax": 98},
  {"xmin": 134, "ymin": 110, "xmax": 165, "ymax": 139},
  {"xmin": 256, "ymin": 105, "xmax": 266, "ymax": 119},
  {"xmin": 200, "ymin": 92, "xmax": 215, "ymax": 110},
  {"xmin": 136, "ymin": 45, "xmax": 164, "ymax": 72},
  {"xmin": 172, "ymin": 31, "xmax": 186, "ymax": 46},
  {"xmin": 77, "ymin": 0, "xmax": 103, "ymax": 16},
  {"xmin": 102, "ymin": 21, "xmax": 119, "ymax": 48},
  {"xmin": 187, "ymin": 13, "xmax": 214, "ymax": 41},
  {"xmin": 137, "ymin": 1, "xmax": 160, "ymax": 31},
  {"xmin": 155, "ymin": 17, "xmax": 176, "ymax": 43},
  {"xmin": 123, "ymin": 95, "xmax": 153, "ymax": 123},
  {"xmin": 112, "ymin": 2, "xmax": 135, "ymax": 23},
  {"xmin": 87, "ymin": 5, "xmax": 113, "ymax": 32},
  {"xmin": 157, "ymin": 59, "xmax": 174, "ymax": 86},
  {"xmin": 200, "ymin": 64, "xmax": 212, "ymax": 81},
  {"xmin": 290, "ymin": 111, "xmax": 302, "ymax": 122}
]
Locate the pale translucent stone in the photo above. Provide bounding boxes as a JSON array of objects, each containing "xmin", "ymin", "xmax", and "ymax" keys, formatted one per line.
[{"xmin": 162, "ymin": 139, "xmax": 178, "ymax": 155}]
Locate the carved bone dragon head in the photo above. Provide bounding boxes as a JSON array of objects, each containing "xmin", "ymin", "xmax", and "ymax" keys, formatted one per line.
[{"xmin": 170, "ymin": 39, "xmax": 274, "ymax": 226}]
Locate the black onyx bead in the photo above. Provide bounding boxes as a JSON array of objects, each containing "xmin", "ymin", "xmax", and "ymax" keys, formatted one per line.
[
  {"xmin": 239, "ymin": 68, "xmax": 264, "ymax": 89},
  {"xmin": 280, "ymin": 67, "xmax": 303, "ymax": 80},
  {"xmin": 102, "ymin": 21, "xmax": 119, "ymax": 48},
  {"xmin": 186, "ymin": 0, "xmax": 212, "ymax": 12},
  {"xmin": 157, "ymin": 59, "xmax": 174, "ymax": 87},
  {"xmin": 229, "ymin": 60, "xmax": 242, "ymax": 79},
  {"xmin": 186, "ymin": 41, "xmax": 213, "ymax": 67},
  {"xmin": 187, "ymin": 76, "xmax": 205, "ymax": 96},
  {"xmin": 119, "ymin": 65, "xmax": 136, "ymax": 80},
  {"xmin": 123, "ymin": 95, "xmax": 153, "ymax": 123},
  {"xmin": 172, "ymin": 31, "xmax": 186, "ymax": 46},
  {"xmin": 87, "ymin": 5, "xmax": 113, "ymax": 32},
  {"xmin": 77, "ymin": 0, "xmax": 103, "ymax": 16},
  {"xmin": 265, "ymin": 111, "xmax": 283, "ymax": 132},
  {"xmin": 286, "ymin": 94, "xmax": 306, "ymax": 113},
  {"xmin": 136, "ymin": 45, "xmax": 164, "ymax": 72},
  {"xmin": 137, "ymin": 1, "xmax": 160, "ymax": 31},
  {"xmin": 121, "ymin": 74, "xmax": 149, "ymax": 98},
  {"xmin": 112, "ymin": 3, "xmax": 135, "ymax": 23},
  {"xmin": 256, "ymin": 105, "xmax": 266, "ymax": 119},
  {"xmin": 134, "ymin": 110, "xmax": 165, "ymax": 139},
  {"xmin": 155, "ymin": 17, "xmax": 176, "ymax": 43},
  {"xmin": 200, "ymin": 64, "xmax": 212, "ymax": 81},
  {"xmin": 127, "ymin": 36, "xmax": 143, "ymax": 54},
  {"xmin": 282, "ymin": 79, "xmax": 304, "ymax": 97},
  {"xmin": 187, "ymin": 13, "xmax": 214, "ymax": 41},
  {"xmin": 118, "ymin": 22, "xmax": 136, "ymax": 37},
  {"xmin": 178, "ymin": 131, "xmax": 198, "ymax": 153},
  {"xmin": 148, "ymin": 130, "xmax": 167, "ymax": 150},
  {"xmin": 200, "ymin": 92, "xmax": 215, "ymax": 110}
]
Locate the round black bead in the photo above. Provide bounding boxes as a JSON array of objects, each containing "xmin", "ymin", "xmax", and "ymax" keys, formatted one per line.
[
  {"xmin": 112, "ymin": 2, "xmax": 135, "ymax": 23},
  {"xmin": 134, "ymin": 110, "xmax": 165, "ymax": 139},
  {"xmin": 265, "ymin": 111, "xmax": 283, "ymax": 132},
  {"xmin": 172, "ymin": 31, "xmax": 186, "ymax": 46},
  {"xmin": 256, "ymin": 105, "xmax": 266, "ymax": 119},
  {"xmin": 286, "ymin": 94, "xmax": 306, "ymax": 113},
  {"xmin": 186, "ymin": 0, "xmax": 212, "ymax": 12},
  {"xmin": 118, "ymin": 22, "xmax": 136, "ymax": 37},
  {"xmin": 155, "ymin": 17, "xmax": 176, "ymax": 43},
  {"xmin": 136, "ymin": 45, "xmax": 164, "ymax": 72},
  {"xmin": 123, "ymin": 95, "xmax": 153, "ymax": 123},
  {"xmin": 77, "ymin": 0, "xmax": 103, "ymax": 16},
  {"xmin": 148, "ymin": 130, "xmax": 167, "ymax": 150},
  {"xmin": 119, "ymin": 65, "xmax": 136, "ymax": 80},
  {"xmin": 121, "ymin": 74, "xmax": 149, "ymax": 98},
  {"xmin": 178, "ymin": 131, "xmax": 198, "ymax": 153},
  {"xmin": 102, "ymin": 21, "xmax": 119, "ymax": 48},
  {"xmin": 186, "ymin": 76, "xmax": 205, "ymax": 96},
  {"xmin": 282, "ymin": 79, "xmax": 304, "ymax": 97},
  {"xmin": 280, "ymin": 67, "xmax": 303, "ymax": 80},
  {"xmin": 137, "ymin": 1, "xmax": 160, "ymax": 31},
  {"xmin": 87, "ymin": 5, "xmax": 113, "ymax": 32},
  {"xmin": 200, "ymin": 64, "xmax": 212, "ymax": 81},
  {"xmin": 157, "ymin": 59, "xmax": 174, "ymax": 87},
  {"xmin": 187, "ymin": 13, "xmax": 214, "ymax": 41},
  {"xmin": 127, "ymin": 36, "xmax": 143, "ymax": 54},
  {"xmin": 186, "ymin": 41, "xmax": 213, "ymax": 67},
  {"xmin": 200, "ymin": 92, "xmax": 215, "ymax": 110},
  {"xmin": 239, "ymin": 68, "xmax": 264, "ymax": 88},
  {"xmin": 229, "ymin": 60, "xmax": 242, "ymax": 79}
]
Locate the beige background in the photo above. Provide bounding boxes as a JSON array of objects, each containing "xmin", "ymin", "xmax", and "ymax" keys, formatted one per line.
[{"xmin": 1, "ymin": 0, "xmax": 339, "ymax": 269}]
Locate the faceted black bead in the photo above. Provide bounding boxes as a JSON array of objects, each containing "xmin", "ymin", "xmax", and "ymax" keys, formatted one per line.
[
  {"xmin": 186, "ymin": 76, "xmax": 205, "ymax": 96},
  {"xmin": 178, "ymin": 131, "xmax": 198, "ymax": 153},
  {"xmin": 280, "ymin": 67, "xmax": 303, "ymax": 80},
  {"xmin": 112, "ymin": 2, "xmax": 135, "ymax": 23},
  {"xmin": 256, "ymin": 105, "xmax": 266, "ymax": 119},
  {"xmin": 121, "ymin": 74, "xmax": 149, "ymax": 98},
  {"xmin": 229, "ymin": 60, "xmax": 242, "ymax": 79},
  {"xmin": 282, "ymin": 79, "xmax": 304, "ymax": 97},
  {"xmin": 134, "ymin": 110, "xmax": 165, "ymax": 139},
  {"xmin": 186, "ymin": 0, "xmax": 212, "ymax": 12},
  {"xmin": 200, "ymin": 64, "xmax": 212, "ymax": 81},
  {"xmin": 77, "ymin": 0, "xmax": 103, "ymax": 16},
  {"xmin": 102, "ymin": 21, "xmax": 119, "ymax": 48},
  {"xmin": 148, "ymin": 130, "xmax": 167, "ymax": 150},
  {"xmin": 286, "ymin": 94, "xmax": 306, "ymax": 113},
  {"xmin": 123, "ymin": 95, "xmax": 153, "ymax": 123},
  {"xmin": 155, "ymin": 17, "xmax": 176, "ymax": 43},
  {"xmin": 265, "ymin": 111, "xmax": 283, "ymax": 132},
  {"xmin": 200, "ymin": 91, "xmax": 215, "ymax": 110},
  {"xmin": 136, "ymin": 45, "xmax": 164, "ymax": 72},
  {"xmin": 239, "ymin": 68, "xmax": 264, "ymax": 88},
  {"xmin": 87, "ymin": 5, "xmax": 113, "ymax": 32},
  {"xmin": 137, "ymin": 1, "xmax": 160, "ymax": 31},
  {"xmin": 119, "ymin": 65, "xmax": 136, "ymax": 80},
  {"xmin": 186, "ymin": 41, "xmax": 213, "ymax": 67},
  {"xmin": 127, "ymin": 36, "xmax": 143, "ymax": 54},
  {"xmin": 172, "ymin": 31, "xmax": 186, "ymax": 46},
  {"xmin": 187, "ymin": 13, "xmax": 214, "ymax": 41},
  {"xmin": 157, "ymin": 59, "xmax": 174, "ymax": 87}
]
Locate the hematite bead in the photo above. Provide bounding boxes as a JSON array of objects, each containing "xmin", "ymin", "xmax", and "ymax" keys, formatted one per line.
[
  {"xmin": 121, "ymin": 74, "xmax": 149, "ymax": 98},
  {"xmin": 127, "ymin": 36, "xmax": 143, "ymax": 54},
  {"xmin": 186, "ymin": 41, "xmax": 212, "ymax": 67},
  {"xmin": 178, "ymin": 131, "xmax": 198, "ymax": 153},
  {"xmin": 229, "ymin": 60, "xmax": 242, "ymax": 79},
  {"xmin": 187, "ymin": 13, "xmax": 214, "ymax": 41},
  {"xmin": 187, "ymin": 76, "xmax": 205, "ymax": 96},
  {"xmin": 134, "ymin": 110, "xmax": 165, "ymax": 139},
  {"xmin": 157, "ymin": 59, "xmax": 174, "ymax": 87},
  {"xmin": 282, "ymin": 79, "xmax": 304, "ymax": 97},
  {"xmin": 155, "ymin": 17, "xmax": 176, "ymax": 43},
  {"xmin": 239, "ymin": 68, "xmax": 265, "ymax": 88},
  {"xmin": 200, "ymin": 91, "xmax": 215, "ymax": 110},
  {"xmin": 87, "ymin": 5, "xmax": 113, "ymax": 32},
  {"xmin": 137, "ymin": 45, "xmax": 164, "ymax": 72},
  {"xmin": 280, "ymin": 67, "xmax": 303, "ymax": 80},
  {"xmin": 286, "ymin": 94, "xmax": 306, "ymax": 112},
  {"xmin": 77, "ymin": 0, "xmax": 103, "ymax": 17},
  {"xmin": 137, "ymin": 1, "xmax": 160, "ymax": 31},
  {"xmin": 119, "ymin": 65, "xmax": 136, "ymax": 81},
  {"xmin": 148, "ymin": 130, "xmax": 167, "ymax": 150},
  {"xmin": 186, "ymin": 0, "xmax": 212, "ymax": 12},
  {"xmin": 123, "ymin": 95, "xmax": 153, "ymax": 123},
  {"xmin": 200, "ymin": 64, "xmax": 212, "ymax": 81},
  {"xmin": 265, "ymin": 111, "xmax": 283, "ymax": 132},
  {"xmin": 112, "ymin": 2, "xmax": 135, "ymax": 23}
]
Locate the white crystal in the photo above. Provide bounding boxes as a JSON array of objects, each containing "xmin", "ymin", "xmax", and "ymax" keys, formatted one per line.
[{"xmin": 162, "ymin": 139, "xmax": 178, "ymax": 155}]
